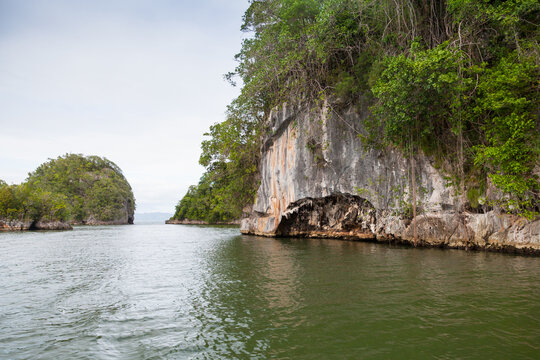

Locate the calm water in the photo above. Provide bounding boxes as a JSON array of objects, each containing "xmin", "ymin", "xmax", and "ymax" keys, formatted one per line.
[{"xmin": 0, "ymin": 224, "xmax": 538, "ymax": 359}]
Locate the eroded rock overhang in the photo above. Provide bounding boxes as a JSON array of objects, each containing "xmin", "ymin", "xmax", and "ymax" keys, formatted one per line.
[
  {"xmin": 240, "ymin": 103, "xmax": 540, "ymax": 254},
  {"xmin": 276, "ymin": 193, "xmax": 376, "ymax": 239}
]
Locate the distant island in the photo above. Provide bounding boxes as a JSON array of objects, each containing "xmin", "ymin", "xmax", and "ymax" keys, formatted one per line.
[{"xmin": 0, "ymin": 154, "xmax": 135, "ymax": 231}]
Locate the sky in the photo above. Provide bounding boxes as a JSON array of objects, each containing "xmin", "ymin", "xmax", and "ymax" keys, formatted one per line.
[{"xmin": 0, "ymin": 0, "xmax": 249, "ymax": 214}]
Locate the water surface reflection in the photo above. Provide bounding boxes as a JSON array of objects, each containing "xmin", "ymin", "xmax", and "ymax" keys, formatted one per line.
[{"xmin": 0, "ymin": 225, "xmax": 538, "ymax": 359}]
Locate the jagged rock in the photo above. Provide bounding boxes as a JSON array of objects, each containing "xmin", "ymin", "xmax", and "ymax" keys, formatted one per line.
[
  {"xmin": 0, "ymin": 219, "xmax": 72, "ymax": 231},
  {"xmin": 33, "ymin": 220, "xmax": 73, "ymax": 230},
  {"xmin": 275, "ymin": 193, "xmax": 376, "ymax": 239}
]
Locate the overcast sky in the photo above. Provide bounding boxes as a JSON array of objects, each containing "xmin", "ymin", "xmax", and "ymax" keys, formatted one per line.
[{"xmin": 0, "ymin": 0, "xmax": 248, "ymax": 213}]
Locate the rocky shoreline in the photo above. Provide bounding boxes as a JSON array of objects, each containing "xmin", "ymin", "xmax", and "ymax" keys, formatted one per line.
[
  {"xmin": 241, "ymin": 194, "xmax": 540, "ymax": 255},
  {"xmin": 70, "ymin": 220, "xmax": 134, "ymax": 226},
  {"xmin": 0, "ymin": 217, "xmax": 134, "ymax": 231},
  {"xmin": 0, "ymin": 219, "xmax": 72, "ymax": 231},
  {"xmin": 240, "ymin": 104, "xmax": 539, "ymax": 256}
]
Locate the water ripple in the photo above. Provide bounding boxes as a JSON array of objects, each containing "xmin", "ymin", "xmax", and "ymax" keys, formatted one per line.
[{"xmin": 0, "ymin": 225, "xmax": 538, "ymax": 359}]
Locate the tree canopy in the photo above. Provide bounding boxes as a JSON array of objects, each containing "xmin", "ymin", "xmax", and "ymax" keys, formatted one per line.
[
  {"xmin": 1, "ymin": 154, "xmax": 135, "ymax": 223},
  {"xmin": 173, "ymin": 0, "xmax": 539, "ymax": 220}
]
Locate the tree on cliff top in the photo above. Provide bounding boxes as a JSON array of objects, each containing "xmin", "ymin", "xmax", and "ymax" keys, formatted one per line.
[
  {"xmin": 173, "ymin": 0, "xmax": 539, "ymax": 221},
  {"xmin": 171, "ymin": 96, "xmax": 262, "ymax": 223},
  {"xmin": 25, "ymin": 154, "xmax": 136, "ymax": 223}
]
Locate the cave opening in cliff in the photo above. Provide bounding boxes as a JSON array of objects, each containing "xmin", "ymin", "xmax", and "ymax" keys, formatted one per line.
[{"xmin": 275, "ymin": 193, "xmax": 377, "ymax": 240}]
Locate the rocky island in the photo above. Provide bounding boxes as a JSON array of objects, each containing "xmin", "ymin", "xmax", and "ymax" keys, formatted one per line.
[{"xmin": 0, "ymin": 154, "xmax": 135, "ymax": 231}]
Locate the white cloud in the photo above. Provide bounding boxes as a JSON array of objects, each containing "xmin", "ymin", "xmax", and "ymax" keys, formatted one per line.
[{"xmin": 0, "ymin": 0, "xmax": 248, "ymax": 213}]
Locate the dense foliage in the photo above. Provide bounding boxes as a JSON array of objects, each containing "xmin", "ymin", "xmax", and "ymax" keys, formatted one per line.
[
  {"xmin": 171, "ymin": 99, "xmax": 261, "ymax": 222},
  {"xmin": 174, "ymin": 0, "xmax": 539, "ymax": 220},
  {"xmin": 172, "ymin": 174, "xmax": 236, "ymax": 223},
  {"xmin": 0, "ymin": 182, "xmax": 68, "ymax": 222},
  {"xmin": 0, "ymin": 154, "xmax": 135, "ymax": 223}
]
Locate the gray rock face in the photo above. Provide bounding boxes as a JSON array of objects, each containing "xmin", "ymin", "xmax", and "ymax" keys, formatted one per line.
[
  {"xmin": 72, "ymin": 198, "xmax": 134, "ymax": 225},
  {"xmin": 276, "ymin": 193, "xmax": 376, "ymax": 239},
  {"xmin": 241, "ymin": 103, "xmax": 540, "ymax": 254},
  {"xmin": 33, "ymin": 220, "xmax": 73, "ymax": 230},
  {"xmin": 0, "ymin": 219, "xmax": 72, "ymax": 231}
]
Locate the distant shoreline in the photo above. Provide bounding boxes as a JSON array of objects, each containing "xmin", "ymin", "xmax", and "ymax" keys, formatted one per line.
[{"xmin": 165, "ymin": 219, "xmax": 240, "ymax": 226}]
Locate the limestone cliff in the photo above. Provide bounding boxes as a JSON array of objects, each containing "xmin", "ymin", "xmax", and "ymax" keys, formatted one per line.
[
  {"xmin": 70, "ymin": 197, "xmax": 135, "ymax": 226},
  {"xmin": 241, "ymin": 103, "xmax": 540, "ymax": 254}
]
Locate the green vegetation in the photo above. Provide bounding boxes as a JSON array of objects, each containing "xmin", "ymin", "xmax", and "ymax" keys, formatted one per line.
[
  {"xmin": 172, "ymin": 173, "xmax": 237, "ymax": 223},
  {"xmin": 0, "ymin": 182, "xmax": 68, "ymax": 222},
  {"xmin": 171, "ymin": 98, "xmax": 260, "ymax": 222},
  {"xmin": 174, "ymin": 0, "xmax": 539, "ymax": 221},
  {"xmin": 0, "ymin": 154, "xmax": 135, "ymax": 224}
]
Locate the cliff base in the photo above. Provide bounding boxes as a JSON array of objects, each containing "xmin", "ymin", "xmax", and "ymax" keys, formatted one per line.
[
  {"xmin": 0, "ymin": 219, "xmax": 72, "ymax": 231},
  {"xmin": 241, "ymin": 194, "xmax": 540, "ymax": 255}
]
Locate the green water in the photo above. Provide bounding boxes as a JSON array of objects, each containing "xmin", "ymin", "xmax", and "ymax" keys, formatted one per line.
[{"xmin": 0, "ymin": 224, "xmax": 538, "ymax": 359}]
